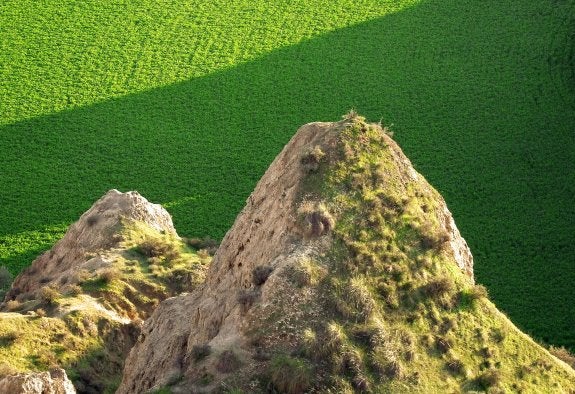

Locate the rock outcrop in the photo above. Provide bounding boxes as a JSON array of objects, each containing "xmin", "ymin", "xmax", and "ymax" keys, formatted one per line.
[
  {"xmin": 0, "ymin": 368, "xmax": 76, "ymax": 394},
  {"xmin": 0, "ymin": 190, "xmax": 208, "ymax": 393},
  {"xmin": 116, "ymin": 118, "xmax": 575, "ymax": 394},
  {"xmin": 4, "ymin": 189, "xmax": 177, "ymax": 303}
]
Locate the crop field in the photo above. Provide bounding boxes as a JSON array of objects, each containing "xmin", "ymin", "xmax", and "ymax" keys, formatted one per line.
[{"xmin": 1, "ymin": 0, "xmax": 573, "ymax": 350}]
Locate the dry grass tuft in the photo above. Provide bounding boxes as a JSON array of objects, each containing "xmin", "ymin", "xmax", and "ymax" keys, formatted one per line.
[
  {"xmin": 476, "ymin": 368, "xmax": 501, "ymax": 390},
  {"xmin": 137, "ymin": 237, "xmax": 180, "ymax": 262},
  {"xmin": 6, "ymin": 299, "xmax": 21, "ymax": 311},
  {"xmin": 290, "ymin": 258, "xmax": 326, "ymax": 287},
  {"xmin": 549, "ymin": 346, "xmax": 575, "ymax": 369},
  {"xmin": 191, "ymin": 344, "xmax": 211, "ymax": 362},
  {"xmin": 423, "ymin": 277, "xmax": 454, "ymax": 300},
  {"xmin": 216, "ymin": 350, "xmax": 241, "ymax": 373},
  {"xmin": 301, "ymin": 145, "xmax": 326, "ymax": 173},
  {"xmin": 237, "ymin": 289, "xmax": 259, "ymax": 312},
  {"xmin": 252, "ymin": 265, "xmax": 274, "ymax": 286},
  {"xmin": 38, "ymin": 286, "xmax": 60, "ymax": 305},
  {"xmin": 269, "ymin": 355, "xmax": 313, "ymax": 394},
  {"xmin": 297, "ymin": 201, "xmax": 335, "ymax": 237},
  {"xmin": 446, "ymin": 358, "xmax": 466, "ymax": 376},
  {"xmin": 332, "ymin": 277, "xmax": 375, "ymax": 322}
]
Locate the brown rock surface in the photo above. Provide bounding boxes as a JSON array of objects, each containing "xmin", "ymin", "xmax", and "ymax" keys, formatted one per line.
[
  {"xmin": 117, "ymin": 120, "xmax": 475, "ymax": 393},
  {"xmin": 3, "ymin": 189, "xmax": 177, "ymax": 303},
  {"xmin": 0, "ymin": 368, "xmax": 76, "ymax": 394}
]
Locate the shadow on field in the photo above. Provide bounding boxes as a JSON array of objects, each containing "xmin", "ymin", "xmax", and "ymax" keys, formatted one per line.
[{"xmin": 1, "ymin": 0, "xmax": 574, "ymax": 347}]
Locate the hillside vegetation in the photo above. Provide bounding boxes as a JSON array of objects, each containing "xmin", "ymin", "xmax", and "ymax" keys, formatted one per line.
[
  {"xmin": 118, "ymin": 118, "xmax": 575, "ymax": 393},
  {"xmin": 1, "ymin": 0, "xmax": 574, "ymax": 353},
  {"xmin": 0, "ymin": 216, "xmax": 209, "ymax": 393}
]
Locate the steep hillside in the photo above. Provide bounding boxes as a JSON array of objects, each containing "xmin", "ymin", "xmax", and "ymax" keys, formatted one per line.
[
  {"xmin": 118, "ymin": 117, "xmax": 575, "ymax": 393},
  {"xmin": 0, "ymin": 191, "xmax": 209, "ymax": 393}
]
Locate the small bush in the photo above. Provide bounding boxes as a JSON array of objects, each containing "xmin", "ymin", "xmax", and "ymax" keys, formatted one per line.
[
  {"xmin": 65, "ymin": 284, "xmax": 83, "ymax": 296},
  {"xmin": 490, "ymin": 326, "xmax": 507, "ymax": 343},
  {"xmin": 350, "ymin": 323, "xmax": 386, "ymax": 348},
  {"xmin": 333, "ymin": 277, "xmax": 375, "ymax": 322},
  {"xmin": 352, "ymin": 374, "xmax": 370, "ymax": 391},
  {"xmin": 342, "ymin": 349, "xmax": 363, "ymax": 375},
  {"xmin": 381, "ymin": 360, "xmax": 403, "ymax": 380},
  {"xmin": 439, "ymin": 316, "xmax": 458, "ymax": 334},
  {"xmin": 290, "ymin": 258, "xmax": 326, "ymax": 288},
  {"xmin": 419, "ymin": 223, "xmax": 449, "ymax": 251},
  {"xmin": 301, "ymin": 145, "xmax": 326, "ymax": 173},
  {"xmin": 6, "ymin": 299, "xmax": 21, "ymax": 311},
  {"xmin": 101, "ymin": 268, "xmax": 120, "ymax": 283},
  {"xmin": 446, "ymin": 358, "xmax": 465, "ymax": 375},
  {"xmin": 342, "ymin": 109, "xmax": 364, "ymax": 122},
  {"xmin": 191, "ymin": 344, "xmax": 211, "ymax": 362},
  {"xmin": 372, "ymin": 347, "xmax": 404, "ymax": 381},
  {"xmin": 216, "ymin": 350, "xmax": 241, "ymax": 373},
  {"xmin": 39, "ymin": 286, "xmax": 60, "ymax": 305},
  {"xmin": 297, "ymin": 201, "xmax": 335, "ymax": 237},
  {"xmin": 185, "ymin": 236, "xmax": 218, "ymax": 255},
  {"xmin": 197, "ymin": 249, "xmax": 211, "ymax": 260},
  {"xmin": 85, "ymin": 215, "xmax": 99, "ymax": 226},
  {"xmin": 470, "ymin": 284, "xmax": 488, "ymax": 299},
  {"xmin": 74, "ymin": 269, "xmax": 91, "ymax": 284},
  {"xmin": 0, "ymin": 332, "xmax": 18, "ymax": 347},
  {"xmin": 459, "ymin": 284, "xmax": 488, "ymax": 309},
  {"xmin": 423, "ymin": 277, "xmax": 454, "ymax": 300},
  {"xmin": 137, "ymin": 238, "xmax": 180, "ymax": 262},
  {"xmin": 476, "ymin": 369, "xmax": 501, "ymax": 389},
  {"xmin": 252, "ymin": 265, "xmax": 273, "ymax": 286},
  {"xmin": 480, "ymin": 346, "xmax": 498, "ymax": 361},
  {"xmin": 237, "ymin": 289, "xmax": 259, "ymax": 311},
  {"xmin": 269, "ymin": 355, "xmax": 312, "ymax": 394},
  {"xmin": 36, "ymin": 308, "xmax": 47, "ymax": 317},
  {"xmin": 375, "ymin": 281, "xmax": 399, "ymax": 309},
  {"xmin": 549, "ymin": 346, "xmax": 575, "ymax": 369},
  {"xmin": 435, "ymin": 336, "xmax": 452, "ymax": 354}
]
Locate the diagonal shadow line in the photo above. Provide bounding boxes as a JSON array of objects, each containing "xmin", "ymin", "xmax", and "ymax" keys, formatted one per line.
[{"xmin": 0, "ymin": 0, "xmax": 574, "ymax": 346}]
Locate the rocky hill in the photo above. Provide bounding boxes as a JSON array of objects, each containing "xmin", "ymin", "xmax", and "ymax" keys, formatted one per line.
[
  {"xmin": 0, "ymin": 190, "xmax": 210, "ymax": 393},
  {"xmin": 1, "ymin": 117, "xmax": 573, "ymax": 393},
  {"xmin": 117, "ymin": 116, "xmax": 575, "ymax": 393}
]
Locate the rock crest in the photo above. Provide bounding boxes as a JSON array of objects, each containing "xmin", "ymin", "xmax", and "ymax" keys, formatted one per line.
[
  {"xmin": 118, "ymin": 120, "xmax": 475, "ymax": 393},
  {"xmin": 4, "ymin": 189, "xmax": 176, "ymax": 302}
]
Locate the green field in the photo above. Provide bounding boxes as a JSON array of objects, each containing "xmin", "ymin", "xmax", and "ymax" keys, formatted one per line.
[{"xmin": 1, "ymin": 0, "xmax": 573, "ymax": 351}]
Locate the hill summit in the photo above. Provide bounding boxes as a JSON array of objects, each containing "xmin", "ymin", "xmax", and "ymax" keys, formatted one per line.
[{"xmin": 117, "ymin": 116, "xmax": 575, "ymax": 393}]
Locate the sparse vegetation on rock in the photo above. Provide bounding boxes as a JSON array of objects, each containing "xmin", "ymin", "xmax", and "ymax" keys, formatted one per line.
[
  {"xmin": 116, "ymin": 119, "xmax": 575, "ymax": 393},
  {"xmin": 0, "ymin": 190, "xmax": 210, "ymax": 393}
]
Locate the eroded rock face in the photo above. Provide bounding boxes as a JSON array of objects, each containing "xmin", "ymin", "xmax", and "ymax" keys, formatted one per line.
[
  {"xmin": 117, "ymin": 120, "xmax": 475, "ymax": 393},
  {"xmin": 0, "ymin": 368, "xmax": 76, "ymax": 394},
  {"xmin": 3, "ymin": 189, "xmax": 176, "ymax": 303}
]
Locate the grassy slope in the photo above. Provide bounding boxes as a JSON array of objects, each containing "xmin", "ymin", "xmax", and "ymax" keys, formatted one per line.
[
  {"xmin": 233, "ymin": 119, "xmax": 575, "ymax": 393},
  {"xmin": 0, "ymin": 0, "xmax": 573, "ymax": 351},
  {"xmin": 0, "ymin": 221, "xmax": 209, "ymax": 392}
]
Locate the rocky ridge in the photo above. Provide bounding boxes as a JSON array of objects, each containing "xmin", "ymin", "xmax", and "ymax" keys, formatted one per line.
[
  {"xmin": 118, "ymin": 118, "xmax": 574, "ymax": 393},
  {"xmin": 5, "ymin": 189, "xmax": 177, "ymax": 303}
]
